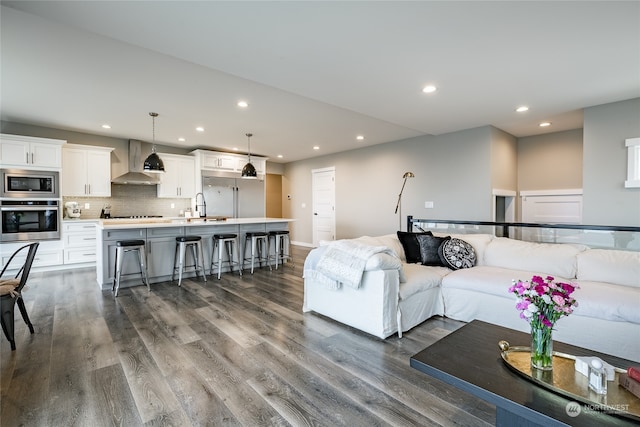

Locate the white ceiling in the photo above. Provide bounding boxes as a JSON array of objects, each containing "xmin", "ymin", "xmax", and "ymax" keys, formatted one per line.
[{"xmin": 1, "ymin": 1, "xmax": 639, "ymax": 163}]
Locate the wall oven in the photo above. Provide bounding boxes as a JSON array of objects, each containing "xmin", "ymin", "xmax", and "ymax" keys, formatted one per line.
[
  {"xmin": 1, "ymin": 169, "xmax": 60, "ymax": 198},
  {"xmin": 0, "ymin": 199, "xmax": 61, "ymax": 242}
]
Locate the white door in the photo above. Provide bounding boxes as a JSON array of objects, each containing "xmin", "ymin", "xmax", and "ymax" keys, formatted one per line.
[{"xmin": 312, "ymin": 167, "xmax": 336, "ymax": 246}]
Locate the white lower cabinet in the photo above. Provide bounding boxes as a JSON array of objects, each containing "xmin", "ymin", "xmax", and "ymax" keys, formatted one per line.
[
  {"xmin": 63, "ymin": 221, "xmax": 98, "ymax": 264},
  {"xmin": 1, "ymin": 240, "xmax": 63, "ymax": 270}
]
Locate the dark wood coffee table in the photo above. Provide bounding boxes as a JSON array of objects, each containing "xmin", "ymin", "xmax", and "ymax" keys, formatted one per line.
[{"xmin": 410, "ymin": 320, "xmax": 638, "ymax": 427}]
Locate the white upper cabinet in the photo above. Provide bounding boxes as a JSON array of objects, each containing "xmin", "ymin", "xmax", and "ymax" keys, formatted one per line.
[
  {"xmin": 156, "ymin": 153, "xmax": 196, "ymax": 198},
  {"xmin": 202, "ymin": 152, "xmax": 237, "ymax": 171},
  {"xmin": 192, "ymin": 149, "xmax": 267, "ymax": 175},
  {"xmin": 62, "ymin": 144, "xmax": 114, "ymax": 197},
  {"xmin": 0, "ymin": 133, "xmax": 65, "ymax": 169}
]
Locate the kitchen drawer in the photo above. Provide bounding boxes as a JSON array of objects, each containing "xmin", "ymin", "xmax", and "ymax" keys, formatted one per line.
[
  {"xmin": 2, "ymin": 249, "xmax": 63, "ymax": 269},
  {"xmin": 63, "ymin": 222, "xmax": 98, "ymax": 233},
  {"xmin": 64, "ymin": 233, "xmax": 97, "ymax": 248},
  {"xmin": 64, "ymin": 248, "xmax": 97, "ymax": 264},
  {"xmin": 147, "ymin": 227, "xmax": 184, "ymax": 238},
  {"xmin": 103, "ymin": 229, "xmax": 146, "ymax": 241}
]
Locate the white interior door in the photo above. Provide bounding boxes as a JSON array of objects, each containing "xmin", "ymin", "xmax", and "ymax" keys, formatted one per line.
[{"xmin": 312, "ymin": 167, "xmax": 335, "ymax": 246}]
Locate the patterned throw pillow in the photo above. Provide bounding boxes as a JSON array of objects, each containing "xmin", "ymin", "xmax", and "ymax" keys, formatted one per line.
[{"xmin": 438, "ymin": 238, "xmax": 476, "ymax": 270}]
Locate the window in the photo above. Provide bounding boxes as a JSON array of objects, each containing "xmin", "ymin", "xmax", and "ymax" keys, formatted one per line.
[{"xmin": 625, "ymin": 137, "xmax": 640, "ymax": 188}]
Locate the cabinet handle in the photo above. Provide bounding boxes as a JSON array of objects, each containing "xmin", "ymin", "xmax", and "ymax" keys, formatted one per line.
[
  {"xmin": 26, "ymin": 153, "xmax": 29, "ymax": 163},
  {"xmin": 88, "ymin": 184, "xmax": 91, "ymax": 194},
  {"xmin": 31, "ymin": 152, "xmax": 34, "ymax": 164},
  {"xmin": 83, "ymin": 237, "xmax": 96, "ymax": 241},
  {"xmin": 84, "ymin": 253, "xmax": 96, "ymax": 256}
]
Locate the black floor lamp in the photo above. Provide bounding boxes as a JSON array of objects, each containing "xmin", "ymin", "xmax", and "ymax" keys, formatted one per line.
[{"xmin": 395, "ymin": 171, "xmax": 414, "ymax": 231}]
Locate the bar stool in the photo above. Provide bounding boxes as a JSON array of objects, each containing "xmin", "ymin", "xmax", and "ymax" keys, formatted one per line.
[
  {"xmin": 268, "ymin": 230, "xmax": 293, "ymax": 270},
  {"xmin": 242, "ymin": 231, "xmax": 271, "ymax": 274},
  {"xmin": 211, "ymin": 234, "xmax": 242, "ymax": 279},
  {"xmin": 172, "ymin": 236, "xmax": 207, "ymax": 287},
  {"xmin": 112, "ymin": 239, "xmax": 149, "ymax": 297}
]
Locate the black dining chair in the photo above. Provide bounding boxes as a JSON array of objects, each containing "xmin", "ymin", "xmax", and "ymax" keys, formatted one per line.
[{"xmin": 0, "ymin": 242, "xmax": 39, "ymax": 351}]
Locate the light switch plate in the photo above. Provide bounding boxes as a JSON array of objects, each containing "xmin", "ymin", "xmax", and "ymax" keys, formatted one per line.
[{"xmin": 425, "ymin": 201, "xmax": 434, "ymax": 209}]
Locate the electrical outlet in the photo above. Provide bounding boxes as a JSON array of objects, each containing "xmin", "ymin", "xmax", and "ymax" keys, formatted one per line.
[
  {"xmin": 84, "ymin": 203, "xmax": 90, "ymax": 209},
  {"xmin": 424, "ymin": 201, "xmax": 434, "ymax": 209},
  {"xmin": 171, "ymin": 203, "xmax": 175, "ymax": 209}
]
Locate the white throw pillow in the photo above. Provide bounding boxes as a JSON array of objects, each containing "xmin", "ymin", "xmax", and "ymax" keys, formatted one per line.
[{"xmin": 484, "ymin": 237, "xmax": 587, "ymax": 279}]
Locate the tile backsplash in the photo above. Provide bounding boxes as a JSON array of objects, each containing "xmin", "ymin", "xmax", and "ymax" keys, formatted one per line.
[{"xmin": 62, "ymin": 184, "xmax": 192, "ymax": 219}]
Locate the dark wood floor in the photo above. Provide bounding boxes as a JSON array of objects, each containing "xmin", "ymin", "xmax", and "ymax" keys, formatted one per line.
[{"xmin": 1, "ymin": 245, "xmax": 496, "ymax": 426}]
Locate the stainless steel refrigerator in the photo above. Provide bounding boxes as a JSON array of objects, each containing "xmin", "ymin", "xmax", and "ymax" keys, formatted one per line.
[{"xmin": 202, "ymin": 173, "xmax": 265, "ymax": 218}]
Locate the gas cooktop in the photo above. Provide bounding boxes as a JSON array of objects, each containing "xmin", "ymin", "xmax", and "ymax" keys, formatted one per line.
[{"xmin": 110, "ymin": 215, "xmax": 164, "ymax": 219}]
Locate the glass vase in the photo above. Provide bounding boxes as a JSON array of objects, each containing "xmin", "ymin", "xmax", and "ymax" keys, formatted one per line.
[{"xmin": 531, "ymin": 325, "xmax": 553, "ymax": 370}]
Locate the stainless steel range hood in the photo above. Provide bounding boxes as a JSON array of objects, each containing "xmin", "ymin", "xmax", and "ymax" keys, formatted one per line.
[{"xmin": 111, "ymin": 140, "xmax": 160, "ymax": 185}]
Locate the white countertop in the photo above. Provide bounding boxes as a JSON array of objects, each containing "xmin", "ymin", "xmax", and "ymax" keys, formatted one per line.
[{"xmin": 96, "ymin": 217, "xmax": 294, "ymax": 230}]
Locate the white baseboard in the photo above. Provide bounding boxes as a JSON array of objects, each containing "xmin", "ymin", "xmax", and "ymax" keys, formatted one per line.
[{"xmin": 291, "ymin": 240, "xmax": 315, "ymax": 248}]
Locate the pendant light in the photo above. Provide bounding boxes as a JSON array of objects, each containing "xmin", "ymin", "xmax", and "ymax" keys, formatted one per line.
[
  {"xmin": 241, "ymin": 132, "xmax": 258, "ymax": 179},
  {"xmin": 143, "ymin": 112, "xmax": 165, "ymax": 173}
]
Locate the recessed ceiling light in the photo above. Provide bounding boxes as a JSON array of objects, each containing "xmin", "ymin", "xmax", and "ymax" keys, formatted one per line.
[
  {"xmin": 313, "ymin": 146, "xmax": 320, "ymax": 150},
  {"xmin": 516, "ymin": 106, "xmax": 529, "ymax": 113},
  {"xmin": 539, "ymin": 122, "xmax": 552, "ymax": 127},
  {"xmin": 196, "ymin": 127, "xmax": 204, "ymax": 132},
  {"xmin": 178, "ymin": 137, "xmax": 186, "ymax": 142},
  {"xmin": 356, "ymin": 135, "xmax": 365, "ymax": 141},
  {"xmin": 277, "ymin": 154, "xmax": 283, "ymax": 158},
  {"xmin": 101, "ymin": 124, "xmax": 111, "ymax": 129},
  {"xmin": 422, "ymin": 85, "xmax": 437, "ymax": 93},
  {"xmin": 237, "ymin": 101, "xmax": 249, "ymax": 108}
]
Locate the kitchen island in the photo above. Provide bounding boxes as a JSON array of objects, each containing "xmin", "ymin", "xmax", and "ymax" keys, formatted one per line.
[{"xmin": 96, "ymin": 217, "xmax": 293, "ymax": 290}]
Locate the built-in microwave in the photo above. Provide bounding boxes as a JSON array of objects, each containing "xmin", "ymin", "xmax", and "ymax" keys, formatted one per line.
[{"xmin": 1, "ymin": 169, "xmax": 59, "ymax": 198}]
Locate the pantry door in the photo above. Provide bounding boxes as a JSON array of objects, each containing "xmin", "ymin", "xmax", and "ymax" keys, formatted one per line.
[{"xmin": 312, "ymin": 167, "xmax": 335, "ymax": 246}]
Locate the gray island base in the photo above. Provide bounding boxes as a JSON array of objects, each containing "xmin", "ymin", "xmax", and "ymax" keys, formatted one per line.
[{"xmin": 96, "ymin": 218, "xmax": 293, "ymax": 290}]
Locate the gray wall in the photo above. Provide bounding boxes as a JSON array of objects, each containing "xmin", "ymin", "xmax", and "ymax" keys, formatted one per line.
[
  {"xmin": 518, "ymin": 129, "xmax": 583, "ymax": 191},
  {"xmin": 582, "ymin": 98, "xmax": 640, "ymax": 225},
  {"xmin": 283, "ymin": 98, "xmax": 640, "ymax": 245},
  {"xmin": 490, "ymin": 127, "xmax": 518, "ymax": 191},
  {"xmin": 283, "ymin": 126, "xmax": 495, "ymax": 244}
]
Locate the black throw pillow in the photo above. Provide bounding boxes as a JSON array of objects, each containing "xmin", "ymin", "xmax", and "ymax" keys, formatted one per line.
[
  {"xmin": 416, "ymin": 234, "xmax": 451, "ymax": 266},
  {"xmin": 397, "ymin": 231, "xmax": 432, "ymax": 264}
]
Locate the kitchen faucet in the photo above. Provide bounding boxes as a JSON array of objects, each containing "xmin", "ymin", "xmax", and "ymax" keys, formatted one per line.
[{"xmin": 195, "ymin": 192, "xmax": 206, "ymax": 218}]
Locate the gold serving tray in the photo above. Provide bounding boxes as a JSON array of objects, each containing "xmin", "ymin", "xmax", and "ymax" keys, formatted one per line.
[{"xmin": 499, "ymin": 342, "xmax": 640, "ymax": 422}]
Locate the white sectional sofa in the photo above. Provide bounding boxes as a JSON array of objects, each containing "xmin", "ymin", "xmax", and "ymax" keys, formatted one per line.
[{"xmin": 303, "ymin": 232, "xmax": 640, "ymax": 362}]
